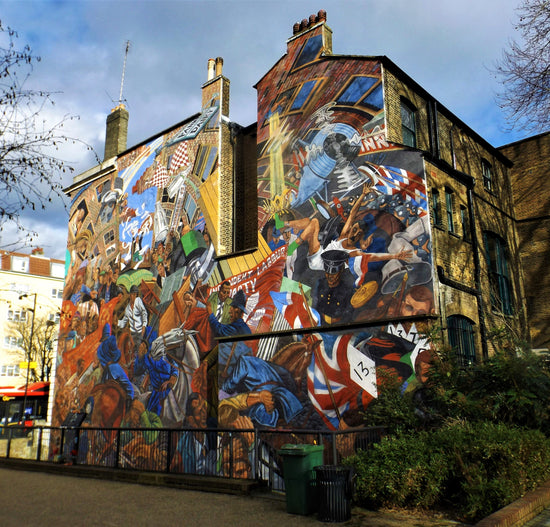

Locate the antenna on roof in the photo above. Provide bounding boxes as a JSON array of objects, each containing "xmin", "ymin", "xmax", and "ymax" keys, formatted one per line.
[{"xmin": 118, "ymin": 40, "xmax": 131, "ymax": 106}]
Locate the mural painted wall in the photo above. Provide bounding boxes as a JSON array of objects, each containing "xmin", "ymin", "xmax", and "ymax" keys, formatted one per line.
[{"xmin": 52, "ymin": 23, "xmax": 436, "ymax": 469}]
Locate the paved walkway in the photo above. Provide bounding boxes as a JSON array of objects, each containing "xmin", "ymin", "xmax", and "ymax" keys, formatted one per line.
[
  {"xmin": 0, "ymin": 466, "xmax": 469, "ymax": 527},
  {"xmin": 525, "ymin": 508, "xmax": 550, "ymax": 527},
  {"xmin": 0, "ymin": 467, "xmax": 320, "ymax": 527}
]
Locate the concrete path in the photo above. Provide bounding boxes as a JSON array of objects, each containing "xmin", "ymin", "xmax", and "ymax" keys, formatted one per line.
[
  {"xmin": 0, "ymin": 467, "xmax": 320, "ymax": 527},
  {"xmin": 0, "ymin": 466, "xmax": 470, "ymax": 527}
]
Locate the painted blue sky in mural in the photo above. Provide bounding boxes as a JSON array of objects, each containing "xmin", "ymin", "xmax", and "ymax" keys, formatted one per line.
[{"xmin": 0, "ymin": 0, "xmax": 527, "ymax": 258}]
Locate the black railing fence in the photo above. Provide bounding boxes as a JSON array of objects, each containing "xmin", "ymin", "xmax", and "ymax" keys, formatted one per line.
[{"xmin": 1, "ymin": 425, "xmax": 384, "ymax": 491}]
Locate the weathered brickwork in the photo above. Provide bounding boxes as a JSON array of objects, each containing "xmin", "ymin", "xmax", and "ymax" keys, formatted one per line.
[
  {"xmin": 500, "ymin": 133, "xmax": 550, "ymax": 350},
  {"xmin": 383, "ymin": 61, "xmax": 527, "ymax": 359}
]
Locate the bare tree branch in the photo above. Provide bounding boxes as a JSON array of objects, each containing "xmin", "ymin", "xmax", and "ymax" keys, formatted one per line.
[
  {"xmin": 0, "ymin": 21, "xmax": 98, "ymax": 249},
  {"xmin": 493, "ymin": 0, "xmax": 550, "ymax": 133}
]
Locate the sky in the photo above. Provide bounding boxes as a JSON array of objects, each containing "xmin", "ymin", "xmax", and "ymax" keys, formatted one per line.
[{"xmin": 0, "ymin": 0, "xmax": 529, "ymax": 261}]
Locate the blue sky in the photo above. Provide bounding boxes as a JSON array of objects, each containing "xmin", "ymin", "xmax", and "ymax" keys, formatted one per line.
[{"xmin": 0, "ymin": 0, "xmax": 528, "ymax": 259}]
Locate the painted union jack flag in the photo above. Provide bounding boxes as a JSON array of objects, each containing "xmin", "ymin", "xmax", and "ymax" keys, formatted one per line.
[
  {"xmin": 358, "ymin": 163, "xmax": 427, "ymax": 212},
  {"xmin": 270, "ymin": 291, "xmax": 320, "ymax": 329},
  {"xmin": 307, "ymin": 333, "xmax": 377, "ymax": 430}
]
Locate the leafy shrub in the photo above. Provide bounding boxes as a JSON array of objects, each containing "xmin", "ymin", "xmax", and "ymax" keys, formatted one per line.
[{"xmin": 345, "ymin": 421, "xmax": 550, "ymax": 523}]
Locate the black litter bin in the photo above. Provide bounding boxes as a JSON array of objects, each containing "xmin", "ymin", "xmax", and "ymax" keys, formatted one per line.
[{"xmin": 314, "ymin": 465, "xmax": 353, "ymax": 522}]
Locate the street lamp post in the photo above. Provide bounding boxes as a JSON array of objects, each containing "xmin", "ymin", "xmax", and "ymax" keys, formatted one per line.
[{"xmin": 19, "ymin": 292, "xmax": 37, "ymax": 422}]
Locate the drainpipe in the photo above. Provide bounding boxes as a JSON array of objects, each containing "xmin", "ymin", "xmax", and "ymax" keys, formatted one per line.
[{"xmin": 467, "ymin": 184, "xmax": 489, "ymax": 360}]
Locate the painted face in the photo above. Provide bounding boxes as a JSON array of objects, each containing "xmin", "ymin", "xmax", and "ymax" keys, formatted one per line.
[
  {"xmin": 190, "ymin": 396, "xmax": 207, "ymax": 428},
  {"xmin": 400, "ymin": 295, "xmax": 432, "ymax": 316},
  {"xmin": 219, "ymin": 284, "xmax": 231, "ymax": 302},
  {"xmin": 229, "ymin": 306, "xmax": 242, "ymax": 323},
  {"xmin": 325, "ymin": 270, "xmax": 342, "ymax": 288},
  {"xmin": 349, "ymin": 222, "xmax": 364, "ymax": 244}
]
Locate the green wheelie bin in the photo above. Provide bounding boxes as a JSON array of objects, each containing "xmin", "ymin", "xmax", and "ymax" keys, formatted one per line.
[{"xmin": 278, "ymin": 443, "xmax": 325, "ymax": 515}]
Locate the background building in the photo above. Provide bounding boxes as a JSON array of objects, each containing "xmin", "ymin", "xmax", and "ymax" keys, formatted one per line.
[
  {"xmin": 0, "ymin": 248, "xmax": 64, "ymax": 387},
  {"xmin": 50, "ymin": 11, "xmax": 543, "ymax": 468},
  {"xmin": 500, "ymin": 132, "xmax": 550, "ymax": 353}
]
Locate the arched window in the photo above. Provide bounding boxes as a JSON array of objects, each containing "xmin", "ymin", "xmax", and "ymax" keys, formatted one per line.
[
  {"xmin": 400, "ymin": 99, "xmax": 417, "ymax": 148},
  {"xmin": 483, "ymin": 232, "xmax": 513, "ymax": 315},
  {"xmin": 447, "ymin": 315, "xmax": 476, "ymax": 367}
]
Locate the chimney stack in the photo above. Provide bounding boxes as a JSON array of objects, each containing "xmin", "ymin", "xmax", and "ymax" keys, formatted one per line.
[{"xmin": 104, "ymin": 104, "xmax": 129, "ymax": 160}]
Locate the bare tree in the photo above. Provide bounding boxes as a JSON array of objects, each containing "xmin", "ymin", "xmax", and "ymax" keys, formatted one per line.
[
  {"xmin": 9, "ymin": 315, "xmax": 58, "ymax": 382},
  {"xmin": 494, "ymin": 0, "xmax": 550, "ymax": 133},
  {"xmin": 0, "ymin": 21, "xmax": 89, "ymax": 249}
]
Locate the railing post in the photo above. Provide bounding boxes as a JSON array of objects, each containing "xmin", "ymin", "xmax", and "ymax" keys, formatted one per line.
[
  {"xmin": 252, "ymin": 428, "xmax": 258, "ymax": 480},
  {"xmin": 74, "ymin": 428, "xmax": 81, "ymax": 465},
  {"xmin": 60, "ymin": 427, "xmax": 66, "ymax": 461},
  {"xmin": 36, "ymin": 427, "xmax": 43, "ymax": 461},
  {"xmin": 6, "ymin": 427, "xmax": 12, "ymax": 458},
  {"xmin": 115, "ymin": 428, "xmax": 121, "ymax": 469},
  {"xmin": 332, "ymin": 430, "xmax": 337, "ymax": 465},
  {"xmin": 166, "ymin": 429, "xmax": 172, "ymax": 473}
]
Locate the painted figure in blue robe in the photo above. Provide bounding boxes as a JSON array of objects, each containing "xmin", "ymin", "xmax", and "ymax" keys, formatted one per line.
[
  {"xmin": 97, "ymin": 323, "xmax": 134, "ymax": 400},
  {"xmin": 134, "ymin": 333, "xmax": 179, "ymax": 416},
  {"xmin": 207, "ymin": 289, "xmax": 251, "ymax": 338}
]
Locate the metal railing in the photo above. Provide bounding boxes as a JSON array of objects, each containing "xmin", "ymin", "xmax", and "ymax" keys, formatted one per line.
[{"xmin": 0, "ymin": 424, "xmax": 384, "ymax": 491}]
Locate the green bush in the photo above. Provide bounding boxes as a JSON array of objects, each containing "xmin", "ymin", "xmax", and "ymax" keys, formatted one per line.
[{"xmin": 345, "ymin": 421, "xmax": 550, "ymax": 523}]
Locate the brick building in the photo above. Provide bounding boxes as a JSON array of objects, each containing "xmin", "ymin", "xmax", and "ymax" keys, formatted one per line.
[{"xmin": 51, "ymin": 11, "xmax": 543, "ymax": 467}]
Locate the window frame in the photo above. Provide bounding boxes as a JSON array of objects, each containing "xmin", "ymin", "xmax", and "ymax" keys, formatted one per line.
[
  {"xmin": 445, "ymin": 187, "xmax": 455, "ymax": 234},
  {"xmin": 447, "ymin": 315, "xmax": 476, "ymax": 367},
  {"xmin": 481, "ymin": 159, "xmax": 493, "ymax": 192},
  {"xmin": 431, "ymin": 189, "xmax": 442, "ymax": 227},
  {"xmin": 484, "ymin": 231, "xmax": 514, "ymax": 315},
  {"xmin": 400, "ymin": 99, "xmax": 417, "ymax": 148}
]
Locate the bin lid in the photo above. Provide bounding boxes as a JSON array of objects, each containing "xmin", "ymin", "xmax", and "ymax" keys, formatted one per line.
[{"xmin": 278, "ymin": 443, "xmax": 325, "ymax": 456}]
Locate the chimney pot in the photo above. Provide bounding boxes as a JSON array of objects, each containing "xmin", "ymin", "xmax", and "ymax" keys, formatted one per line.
[
  {"xmin": 317, "ymin": 10, "xmax": 327, "ymax": 22},
  {"xmin": 207, "ymin": 58, "xmax": 215, "ymax": 80},
  {"xmin": 309, "ymin": 14, "xmax": 316, "ymax": 26},
  {"xmin": 215, "ymin": 56, "xmax": 223, "ymax": 76},
  {"xmin": 300, "ymin": 18, "xmax": 308, "ymax": 31},
  {"xmin": 293, "ymin": 22, "xmax": 300, "ymax": 34}
]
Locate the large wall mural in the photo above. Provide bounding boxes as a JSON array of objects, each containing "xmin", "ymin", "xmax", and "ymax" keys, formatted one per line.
[{"xmin": 52, "ymin": 27, "xmax": 435, "ymax": 469}]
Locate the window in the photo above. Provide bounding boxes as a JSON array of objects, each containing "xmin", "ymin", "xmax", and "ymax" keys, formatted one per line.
[
  {"xmin": 51, "ymin": 262, "xmax": 65, "ymax": 278},
  {"xmin": 0, "ymin": 364, "xmax": 20, "ymax": 376},
  {"xmin": 48, "ymin": 312, "xmax": 61, "ymax": 324},
  {"xmin": 294, "ymin": 34, "xmax": 323, "ymax": 69},
  {"xmin": 400, "ymin": 99, "xmax": 417, "ymax": 148},
  {"xmin": 193, "ymin": 145, "xmax": 218, "ymax": 181},
  {"xmin": 445, "ymin": 188, "xmax": 455, "ymax": 233},
  {"xmin": 11, "ymin": 256, "xmax": 29, "ymax": 273},
  {"xmin": 290, "ymin": 80, "xmax": 318, "ymax": 111},
  {"xmin": 3, "ymin": 336, "xmax": 21, "ymax": 349},
  {"xmin": 431, "ymin": 189, "xmax": 442, "ymax": 226},
  {"xmin": 7, "ymin": 309, "xmax": 27, "ymax": 322},
  {"xmin": 484, "ymin": 232, "xmax": 513, "ymax": 315},
  {"xmin": 51, "ymin": 288, "xmax": 63, "ymax": 299},
  {"xmin": 460, "ymin": 205, "xmax": 470, "ymax": 242},
  {"xmin": 447, "ymin": 315, "xmax": 476, "ymax": 367},
  {"xmin": 104, "ymin": 230, "xmax": 115, "ymax": 245},
  {"xmin": 482, "ymin": 159, "xmax": 492, "ymax": 191}
]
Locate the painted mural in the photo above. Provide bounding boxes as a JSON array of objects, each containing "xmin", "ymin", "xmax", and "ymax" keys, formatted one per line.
[{"xmin": 52, "ymin": 25, "xmax": 436, "ymax": 470}]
